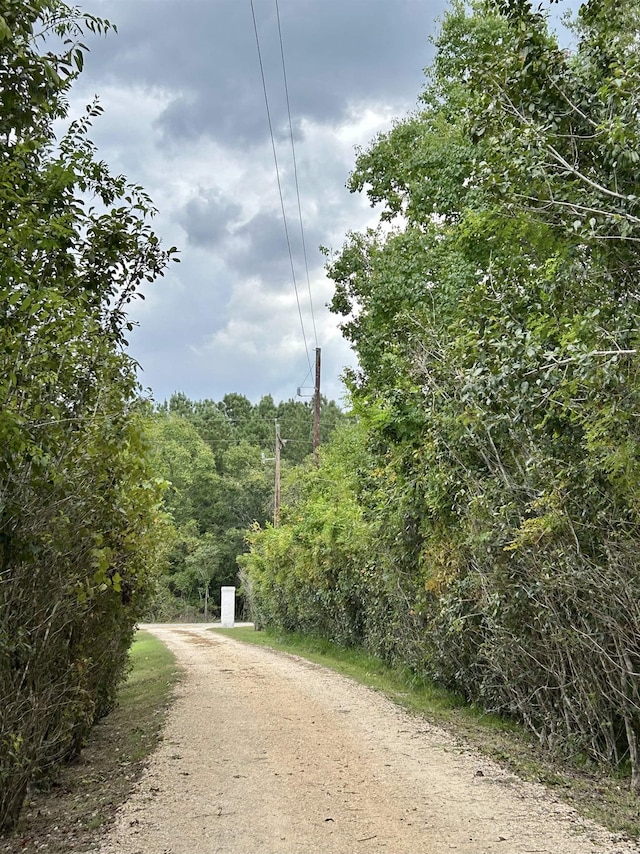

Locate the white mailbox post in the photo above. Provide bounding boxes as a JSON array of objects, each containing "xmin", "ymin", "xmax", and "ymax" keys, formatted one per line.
[{"xmin": 220, "ymin": 586, "xmax": 236, "ymax": 628}]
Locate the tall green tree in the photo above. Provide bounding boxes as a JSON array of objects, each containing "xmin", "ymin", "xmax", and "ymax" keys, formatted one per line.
[
  {"xmin": 0, "ymin": 0, "xmax": 176, "ymax": 828},
  {"xmin": 333, "ymin": 0, "xmax": 640, "ymax": 789}
]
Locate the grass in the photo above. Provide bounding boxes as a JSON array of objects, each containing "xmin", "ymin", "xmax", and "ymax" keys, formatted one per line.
[
  {"xmin": 0, "ymin": 630, "xmax": 179, "ymax": 854},
  {"xmin": 212, "ymin": 625, "xmax": 640, "ymax": 841}
]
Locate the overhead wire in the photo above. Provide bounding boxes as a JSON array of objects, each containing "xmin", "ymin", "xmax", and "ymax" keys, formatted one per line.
[
  {"xmin": 296, "ymin": 364, "xmax": 313, "ymax": 395},
  {"xmin": 249, "ymin": 0, "xmax": 313, "ymax": 376},
  {"xmin": 274, "ymin": 0, "xmax": 318, "ymax": 349}
]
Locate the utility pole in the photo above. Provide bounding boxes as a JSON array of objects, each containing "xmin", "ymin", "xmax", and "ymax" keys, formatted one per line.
[
  {"xmin": 274, "ymin": 420, "xmax": 282, "ymax": 527},
  {"xmin": 313, "ymin": 347, "xmax": 321, "ymax": 466}
]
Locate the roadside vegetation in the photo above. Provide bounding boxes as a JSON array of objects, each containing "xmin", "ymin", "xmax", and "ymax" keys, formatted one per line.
[
  {"xmin": 0, "ymin": 631, "xmax": 178, "ymax": 854},
  {"xmin": 0, "ymin": 1, "xmax": 177, "ymax": 831},
  {"xmin": 214, "ymin": 626, "xmax": 640, "ymax": 840},
  {"xmin": 240, "ymin": 0, "xmax": 640, "ymax": 807}
]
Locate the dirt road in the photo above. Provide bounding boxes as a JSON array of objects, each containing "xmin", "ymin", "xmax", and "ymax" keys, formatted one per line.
[{"xmin": 98, "ymin": 624, "xmax": 636, "ymax": 854}]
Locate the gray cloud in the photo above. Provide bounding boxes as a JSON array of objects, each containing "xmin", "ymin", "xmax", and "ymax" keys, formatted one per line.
[
  {"xmin": 72, "ymin": 0, "xmax": 459, "ymax": 405},
  {"xmin": 177, "ymin": 190, "xmax": 326, "ymax": 292},
  {"xmin": 231, "ymin": 209, "xmax": 324, "ymax": 288},
  {"xmin": 85, "ymin": 0, "xmax": 444, "ymax": 148},
  {"xmin": 179, "ymin": 190, "xmax": 243, "ymax": 249}
]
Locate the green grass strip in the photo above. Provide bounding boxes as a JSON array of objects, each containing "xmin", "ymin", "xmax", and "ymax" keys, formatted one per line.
[{"xmin": 116, "ymin": 629, "xmax": 180, "ymax": 762}]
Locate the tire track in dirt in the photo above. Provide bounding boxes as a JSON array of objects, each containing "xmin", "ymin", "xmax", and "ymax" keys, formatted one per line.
[{"xmin": 97, "ymin": 624, "xmax": 637, "ymax": 854}]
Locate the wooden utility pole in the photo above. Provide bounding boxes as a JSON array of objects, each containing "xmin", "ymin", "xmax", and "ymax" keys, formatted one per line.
[
  {"xmin": 274, "ymin": 420, "xmax": 282, "ymax": 527},
  {"xmin": 313, "ymin": 347, "xmax": 321, "ymax": 466}
]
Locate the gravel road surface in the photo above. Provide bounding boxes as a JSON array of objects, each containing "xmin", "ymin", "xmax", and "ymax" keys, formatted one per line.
[{"xmin": 97, "ymin": 623, "xmax": 638, "ymax": 854}]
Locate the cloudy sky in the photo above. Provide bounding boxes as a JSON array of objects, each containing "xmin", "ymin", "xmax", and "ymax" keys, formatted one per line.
[
  {"xmin": 70, "ymin": 0, "xmax": 573, "ymax": 406},
  {"xmin": 62, "ymin": 0, "xmax": 446, "ymax": 406}
]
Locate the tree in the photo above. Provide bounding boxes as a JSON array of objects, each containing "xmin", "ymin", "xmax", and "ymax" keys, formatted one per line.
[
  {"xmin": 182, "ymin": 534, "xmax": 221, "ymax": 620},
  {"xmin": 240, "ymin": 421, "xmax": 376, "ymax": 644},
  {"xmin": 0, "ymin": 1, "xmax": 176, "ymax": 828},
  {"xmin": 146, "ymin": 413, "xmax": 219, "ymax": 528},
  {"xmin": 321, "ymin": 0, "xmax": 640, "ymax": 790},
  {"xmin": 145, "ymin": 410, "xmax": 274, "ymax": 617}
]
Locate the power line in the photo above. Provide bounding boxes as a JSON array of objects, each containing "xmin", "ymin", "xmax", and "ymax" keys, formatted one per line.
[
  {"xmin": 274, "ymin": 0, "xmax": 318, "ymax": 349},
  {"xmin": 296, "ymin": 364, "xmax": 313, "ymax": 393},
  {"xmin": 249, "ymin": 0, "xmax": 313, "ymax": 376}
]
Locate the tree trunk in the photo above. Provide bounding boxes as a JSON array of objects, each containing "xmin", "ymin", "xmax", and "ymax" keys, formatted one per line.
[{"xmin": 623, "ymin": 714, "xmax": 640, "ymax": 795}]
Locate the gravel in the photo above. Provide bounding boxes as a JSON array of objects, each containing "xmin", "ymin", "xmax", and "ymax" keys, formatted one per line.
[{"xmin": 96, "ymin": 624, "xmax": 639, "ymax": 854}]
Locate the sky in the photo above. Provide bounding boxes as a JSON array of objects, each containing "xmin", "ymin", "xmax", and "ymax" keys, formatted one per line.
[
  {"xmin": 65, "ymin": 0, "xmax": 446, "ymax": 406},
  {"xmin": 69, "ymin": 0, "xmax": 576, "ymax": 407}
]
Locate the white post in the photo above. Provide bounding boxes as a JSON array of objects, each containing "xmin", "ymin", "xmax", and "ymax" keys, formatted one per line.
[{"xmin": 220, "ymin": 586, "xmax": 236, "ymax": 628}]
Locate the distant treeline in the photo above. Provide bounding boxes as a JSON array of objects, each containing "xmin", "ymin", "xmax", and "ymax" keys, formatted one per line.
[{"xmin": 144, "ymin": 393, "xmax": 348, "ymax": 621}]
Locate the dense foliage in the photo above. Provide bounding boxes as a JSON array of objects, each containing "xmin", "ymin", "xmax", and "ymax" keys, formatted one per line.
[
  {"xmin": 242, "ymin": 0, "xmax": 640, "ymax": 792},
  {"xmin": 0, "ymin": 1, "xmax": 175, "ymax": 829},
  {"xmin": 145, "ymin": 393, "xmax": 347, "ymax": 619},
  {"xmin": 240, "ymin": 422, "xmax": 373, "ymax": 641}
]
